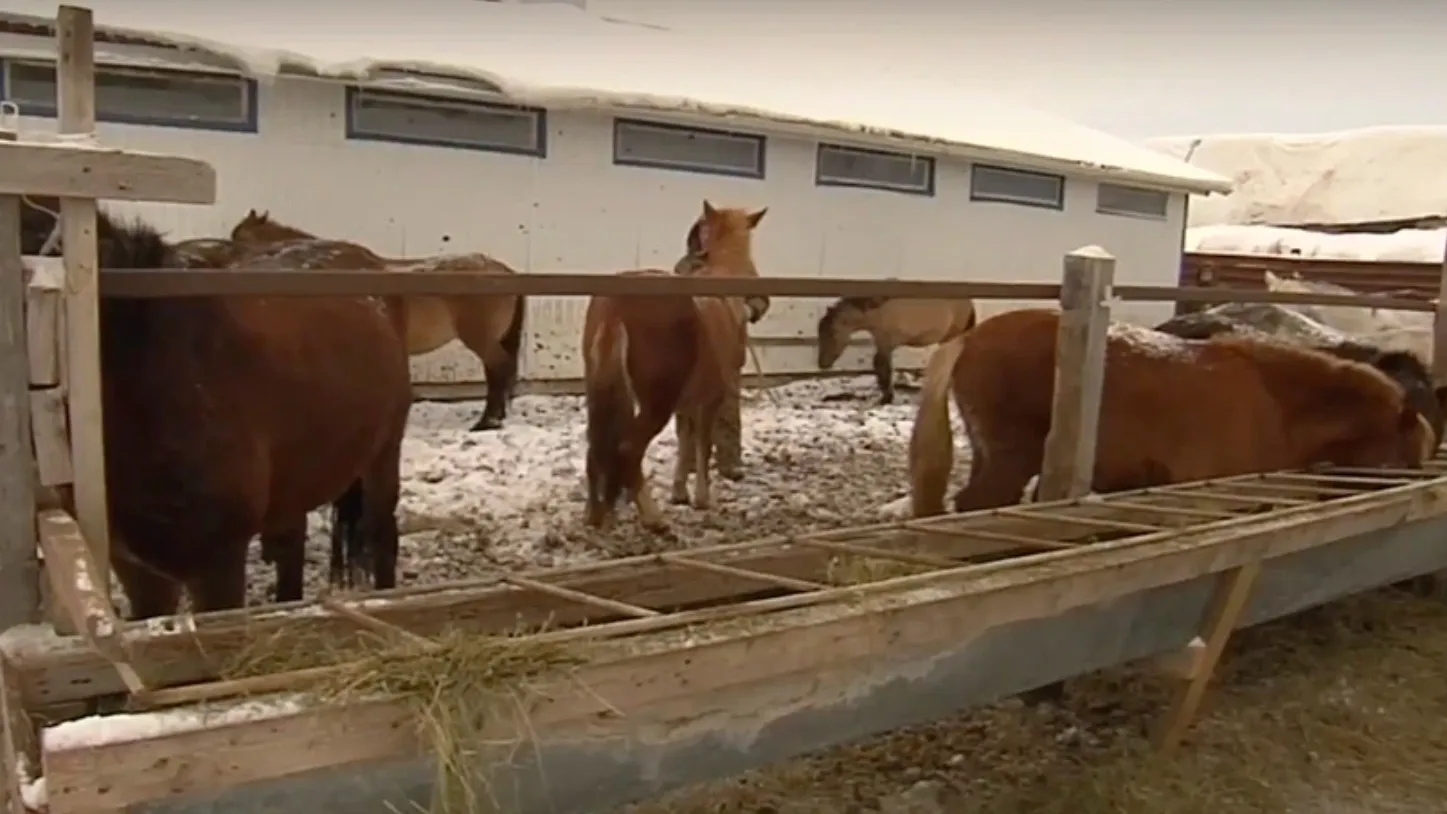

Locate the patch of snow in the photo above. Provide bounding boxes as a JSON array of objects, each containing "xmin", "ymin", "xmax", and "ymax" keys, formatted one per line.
[
  {"xmin": 1186, "ymin": 223, "xmax": 1446, "ymax": 264},
  {"xmin": 15, "ymin": 753, "xmax": 45, "ymax": 812},
  {"xmin": 0, "ymin": 0, "xmax": 1226, "ymax": 193},
  {"xmin": 875, "ymin": 495, "xmax": 912, "ymax": 519},
  {"xmin": 1107, "ymin": 322, "xmax": 1197, "ymax": 359},
  {"xmin": 42, "ymin": 696, "xmax": 306, "ymax": 751},
  {"xmin": 1149, "ymin": 125, "xmax": 1447, "ymax": 226},
  {"xmin": 1021, "ymin": 475, "xmax": 1040, "ymax": 503},
  {"xmin": 1070, "ymin": 244, "xmax": 1114, "ymax": 260}
]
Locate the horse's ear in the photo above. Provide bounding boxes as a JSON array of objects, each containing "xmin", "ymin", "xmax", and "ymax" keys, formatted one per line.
[
  {"xmin": 747, "ymin": 207, "xmax": 768, "ymax": 229},
  {"xmin": 245, "ymin": 208, "xmax": 258, "ymax": 219},
  {"xmin": 702, "ymin": 199, "xmax": 718, "ymax": 219}
]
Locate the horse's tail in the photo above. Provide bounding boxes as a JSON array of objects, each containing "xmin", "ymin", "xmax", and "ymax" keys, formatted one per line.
[
  {"xmin": 584, "ymin": 307, "xmax": 635, "ymax": 512},
  {"xmin": 909, "ymin": 332, "xmax": 969, "ymax": 517},
  {"xmin": 328, "ymin": 479, "xmax": 367, "ymax": 588},
  {"xmin": 500, "ymin": 292, "xmax": 527, "ymax": 400}
]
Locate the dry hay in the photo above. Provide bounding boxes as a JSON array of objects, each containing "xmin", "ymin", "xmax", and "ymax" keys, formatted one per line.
[
  {"xmin": 224, "ymin": 621, "xmax": 586, "ymax": 814},
  {"xmin": 619, "ymin": 587, "xmax": 1447, "ymax": 814}
]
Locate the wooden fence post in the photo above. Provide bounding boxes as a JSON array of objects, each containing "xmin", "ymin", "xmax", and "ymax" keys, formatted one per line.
[
  {"xmin": 1038, "ymin": 246, "xmax": 1114, "ymax": 502},
  {"xmin": 0, "ymin": 186, "xmax": 39, "ymax": 632},
  {"xmin": 1017, "ymin": 246, "xmax": 1113, "ymax": 706},
  {"xmin": 1425, "ymin": 229, "xmax": 1447, "ymax": 597},
  {"xmin": 56, "ymin": 5, "xmax": 112, "ymax": 605}
]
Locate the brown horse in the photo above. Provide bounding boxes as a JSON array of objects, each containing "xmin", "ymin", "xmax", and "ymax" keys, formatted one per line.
[
  {"xmin": 816, "ymin": 297, "xmax": 977, "ymax": 405},
  {"xmin": 909, "ymin": 308, "xmax": 1435, "ymax": 517},
  {"xmin": 230, "ymin": 210, "xmax": 527, "ymax": 431},
  {"xmin": 1154, "ymin": 306, "xmax": 1447, "ymax": 448},
  {"xmin": 19, "ymin": 201, "xmax": 413, "ymax": 618},
  {"xmin": 582, "ymin": 201, "xmax": 765, "ymax": 533}
]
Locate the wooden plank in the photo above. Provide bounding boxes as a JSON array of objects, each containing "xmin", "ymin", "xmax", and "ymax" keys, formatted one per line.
[
  {"xmin": 0, "ymin": 192, "xmax": 39, "ymax": 632},
  {"xmin": 29, "ymin": 388, "xmax": 72, "ymax": 489},
  {"xmin": 1154, "ymin": 560, "xmax": 1264, "ymax": 752},
  {"xmin": 0, "ymin": 141, "xmax": 216, "ymax": 206},
  {"xmin": 23, "ymin": 257, "xmax": 62, "ymax": 388},
  {"xmin": 658, "ymin": 554, "xmax": 826, "ymax": 592},
  {"xmin": 995, "ymin": 507, "xmax": 1162, "ymax": 534},
  {"xmin": 36, "ymin": 510, "xmax": 144, "ymax": 695},
  {"xmin": 1168, "ymin": 487, "xmax": 1310, "ymax": 507},
  {"xmin": 56, "ymin": 6, "xmax": 112, "ymax": 609},
  {"xmin": 1105, "ymin": 501, "xmax": 1238, "ymax": 521},
  {"xmin": 34, "ymin": 494, "xmax": 1419, "ymax": 812},
  {"xmin": 1038, "ymin": 246, "xmax": 1113, "ymax": 502},
  {"xmin": 504, "ymin": 575, "xmax": 660, "ymax": 618},
  {"xmin": 788, "ymin": 538, "xmax": 961, "ymax": 570},
  {"xmin": 900, "ymin": 521, "xmax": 1078, "ymax": 550}
]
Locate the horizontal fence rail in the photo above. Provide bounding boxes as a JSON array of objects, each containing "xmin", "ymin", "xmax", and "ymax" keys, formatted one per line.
[{"xmin": 83, "ymin": 267, "xmax": 1439, "ymax": 310}]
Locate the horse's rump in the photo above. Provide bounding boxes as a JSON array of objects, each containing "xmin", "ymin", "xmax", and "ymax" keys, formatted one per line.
[{"xmin": 913, "ymin": 308, "xmax": 1430, "ymax": 515}]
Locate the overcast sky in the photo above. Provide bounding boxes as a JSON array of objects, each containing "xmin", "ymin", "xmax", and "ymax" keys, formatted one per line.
[{"xmin": 593, "ymin": 0, "xmax": 1445, "ymax": 142}]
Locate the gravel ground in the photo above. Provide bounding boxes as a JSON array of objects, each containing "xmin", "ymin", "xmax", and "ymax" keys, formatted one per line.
[{"xmin": 242, "ymin": 375, "xmax": 939, "ymax": 605}]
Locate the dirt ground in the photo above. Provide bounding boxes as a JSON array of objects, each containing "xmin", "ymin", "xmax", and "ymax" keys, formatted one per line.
[{"xmin": 618, "ymin": 586, "xmax": 1447, "ymax": 814}]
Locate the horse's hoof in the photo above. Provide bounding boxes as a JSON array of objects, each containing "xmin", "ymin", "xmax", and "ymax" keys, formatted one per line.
[
  {"xmin": 718, "ymin": 468, "xmax": 744, "ymax": 482},
  {"xmin": 877, "ymin": 395, "xmax": 895, "ymax": 406},
  {"xmin": 692, "ymin": 498, "xmax": 712, "ymax": 511},
  {"xmin": 669, "ymin": 490, "xmax": 690, "ymax": 505},
  {"xmin": 469, "ymin": 415, "xmax": 504, "ymax": 432}
]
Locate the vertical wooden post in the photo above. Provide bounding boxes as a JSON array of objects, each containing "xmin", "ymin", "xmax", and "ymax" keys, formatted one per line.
[
  {"xmin": 1037, "ymin": 246, "xmax": 1114, "ymax": 502},
  {"xmin": 1017, "ymin": 246, "xmax": 1113, "ymax": 707},
  {"xmin": 1426, "ymin": 229, "xmax": 1447, "ymax": 597},
  {"xmin": 56, "ymin": 5, "xmax": 112, "ymax": 604},
  {"xmin": 0, "ymin": 185, "xmax": 40, "ymax": 631}
]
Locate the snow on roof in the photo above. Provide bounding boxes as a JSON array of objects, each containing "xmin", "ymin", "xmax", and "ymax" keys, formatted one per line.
[
  {"xmin": 0, "ymin": 0, "xmax": 1230, "ymax": 195},
  {"xmin": 1147, "ymin": 125, "xmax": 1447, "ymax": 227},
  {"xmin": 1186, "ymin": 223, "xmax": 1445, "ymax": 263}
]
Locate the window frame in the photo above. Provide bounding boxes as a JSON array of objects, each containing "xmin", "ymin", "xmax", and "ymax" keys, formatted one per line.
[
  {"xmin": 611, "ymin": 117, "xmax": 767, "ymax": 179},
  {"xmin": 344, "ymin": 86, "xmax": 548, "ymax": 157},
  {"xmin": 1095, "ymin": 181, "xmax": 1171, "ymax": 220},
  {"xmin": 815, "ymin": 143, "xmax": 935, "ymax": 196},
  {"xmin": 969, "ymin": 163, "xmax": 1066, "ymax": 210},
  {"xmin": 0, "ymin": 57, "xmax": 258, "ymax": 133}
]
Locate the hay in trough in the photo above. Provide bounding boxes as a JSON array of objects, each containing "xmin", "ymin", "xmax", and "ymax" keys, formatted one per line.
[
  {"xmin": 823, "ymin": 555, "xmax": 931, "ymax": 586},
  {"xmin": 224, "ymin": 619, "xmax": 587, "ymax": 814}
]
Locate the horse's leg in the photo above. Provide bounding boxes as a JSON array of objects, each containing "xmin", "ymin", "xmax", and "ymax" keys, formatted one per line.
[
  {"xmin": 693, "ymin": 404, "xmax": 718, "ymax": 510},
  {"xmin": 262, "ymin": 519, "xmax": 307, "ymax": 604},
  {"xmin": 671, "ymin": 411, "xmax": 696, "ymax": 505},
  {"xmin": 459, "ymin": 297, "xmax": 522, "ymax": 432},
  {"xmin": 714, "ymin": 385, "xmax": 744, "ymax": 481},
  {"xmin": 360, "ymin": 433, "xmax": 405, "ymax": 591},
  {"xmin": 185, "ymin": 538, "xmax": 251, "ymax": 614},
  {"xmin": 953, "ymin": 437, "xmax": 1044, "ymax": 513},
  {"xmin": 110, "ymin": 551, "xmax": 183, "ymax": 620},
  {"xmin": 873, "ymin": 345, "xmax": 895, "ymax": 405},
  {"xmin": 625, "ymin": 406, "xmax": 676, "ymax": 533}
]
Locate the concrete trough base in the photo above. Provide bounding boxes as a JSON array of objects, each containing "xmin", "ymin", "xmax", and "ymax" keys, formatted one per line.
[{"xmin": 136, "ymin": 516, "xmax": 1447, "ymax": 814}]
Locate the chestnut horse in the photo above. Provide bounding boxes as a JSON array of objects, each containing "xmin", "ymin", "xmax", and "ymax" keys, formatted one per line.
[
  {"xmin": 582, "ymin": 201, "xmax": 765, "ymax": 533},
  {"xmin": 19, "ymin": 201, "xmax": 413, "ymax": 618},
  {"xmin": 230, "ymin": 211, "xmax": 527, "ymax": 431},
  {"xmin": 909, "ymin": 308, "xmax": 1435, "ymax": 517},
  {"xmin": 816, "ymin": 297, "xmax": 977, "ymax": 405}
]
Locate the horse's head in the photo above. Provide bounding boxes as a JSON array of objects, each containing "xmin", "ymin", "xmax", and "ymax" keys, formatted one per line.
[
  {"xmin": 816, "ymin": 298, "xmax": 875, "ymax": 369},
  {"xmin": 687, "ymin": 199, "xmax": 767, "ymax": 274},
  {"xmin": 230, "ymin": 208, "xmax": 315, "ymax": 246}
]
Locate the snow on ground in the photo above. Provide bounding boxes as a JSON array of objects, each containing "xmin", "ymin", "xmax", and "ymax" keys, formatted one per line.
[
  {"xmin": 1187, "ymin": 223, "xmax": 1446, "ymax": 263},
  {"xmin": 243, "ymin": 376, "xmax": 963, "ymax": 604}
]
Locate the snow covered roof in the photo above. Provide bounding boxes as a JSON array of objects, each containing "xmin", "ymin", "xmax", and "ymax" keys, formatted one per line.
[
  {"xmin": 0, "ymin": 0, "xmax": 1231, "ymax": 196},
  {"xmin": 1147, "ymin": 126, "xmax": 1447, "ymax": 227}
]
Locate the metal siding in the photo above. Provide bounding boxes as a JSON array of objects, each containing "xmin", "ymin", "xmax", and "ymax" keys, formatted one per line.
[{"xmin": 12, "ymin": 74, "xmax": 1185, "ymax": 384}]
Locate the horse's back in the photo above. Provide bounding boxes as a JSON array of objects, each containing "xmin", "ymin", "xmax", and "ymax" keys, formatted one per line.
[{"xmin": 878, "ymin": 298, "xmax": 976, "ymax": 346}]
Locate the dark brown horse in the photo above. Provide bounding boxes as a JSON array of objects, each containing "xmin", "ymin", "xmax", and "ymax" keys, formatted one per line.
[
  {"xmin": 583, "ymin": 201, "xmax": 765, "ymax": 533},
  {"xmin": 231, "ymin": 211, "xmax": 527, "ymax": 431},
  {"xmin": 909, "ymin": 309, "xmax": 1435, "ymax": 516},
  {"xmin": 19, "ymin": 200, "xmax": 413, "ymax": 618}
]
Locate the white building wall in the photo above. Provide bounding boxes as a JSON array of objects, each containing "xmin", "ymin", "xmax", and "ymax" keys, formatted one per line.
[{"xmin": 7, "ymin": 67, "xmax": 1185, "ymax": 386}]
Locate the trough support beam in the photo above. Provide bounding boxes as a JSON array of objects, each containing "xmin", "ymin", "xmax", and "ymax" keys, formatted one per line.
[
  {"xmin": 57, "ymin": 5, "xmax": 113, "ymax": 608},
  {"xmin": 1019, "ymin": 246, "xmax": 1113, "ymax": 706},
  {"xmin": 1153, "ymin": 559, "xmax": 1263, "ymax": 753}
]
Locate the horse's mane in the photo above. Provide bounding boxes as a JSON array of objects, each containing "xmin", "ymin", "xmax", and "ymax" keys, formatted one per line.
[
  {"xmin": 818, "ymin": 296, "xmax": 890, "ymax": 332},
  {"xmin": 19, "ymin": 197, "xmax": 171, "ymax": 270}
]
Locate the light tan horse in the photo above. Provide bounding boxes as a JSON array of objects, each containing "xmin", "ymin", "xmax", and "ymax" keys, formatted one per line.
[
  {"xmin": 816, "ymin": 297, "xmax": 977, "ymax": 404},
  {"xmin": 230, "ymin": 211, "xmax": 527, "ymax": 431},
  {"xmin": 582, "ymin": 201, "xmax": 765, "ymax": 534}
]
